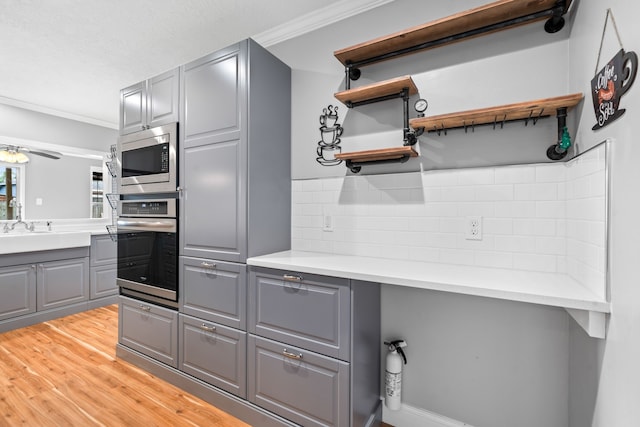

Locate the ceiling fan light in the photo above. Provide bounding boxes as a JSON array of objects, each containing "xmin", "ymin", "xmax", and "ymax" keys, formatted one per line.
[{"xmin": 0, "ymin": 150, "xmax": 30, "ymax": 163}]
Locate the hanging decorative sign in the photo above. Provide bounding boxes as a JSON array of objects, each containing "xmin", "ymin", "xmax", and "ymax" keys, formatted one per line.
[
  {"xmin": 591, "ymin": 9, "xmax": 637, "ymax": 130},
  {"xmin": 316, "ymin": 105, "xmax": 343, "ymax": 166}
]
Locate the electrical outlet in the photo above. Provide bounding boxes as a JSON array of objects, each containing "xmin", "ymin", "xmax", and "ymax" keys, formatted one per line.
[
  {"xmin": 323, "ymin": 211, "xmax": 334, "ymax": 232},
  {"xmin": 465, "ymin": 216, "xmax": 482, "ymax": 240}
]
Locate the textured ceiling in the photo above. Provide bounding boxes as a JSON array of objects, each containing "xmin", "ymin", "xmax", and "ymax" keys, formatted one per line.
[{"xmin": 0, "ymin": 0, "xmax": 345, "ymax": 128}]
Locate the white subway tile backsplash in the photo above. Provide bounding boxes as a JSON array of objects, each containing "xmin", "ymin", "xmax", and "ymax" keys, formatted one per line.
[{"xmin": 290, "ymin": 144, "xmax": 607, "ymax": 295}]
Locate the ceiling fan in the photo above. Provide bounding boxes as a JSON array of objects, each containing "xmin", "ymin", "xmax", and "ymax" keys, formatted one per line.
[{"xmin": 0, "ymin": 145, "xmax": 62, "ymax": 163}]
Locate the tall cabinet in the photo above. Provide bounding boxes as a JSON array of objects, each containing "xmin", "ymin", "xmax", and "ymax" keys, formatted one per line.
[
  {"xmin": 179, "ymin": 39, "xmax": 291, "ymax": 262},
  {"xmin": 178, "ymin": 38, "xmax": 291, "ymax": 403}
]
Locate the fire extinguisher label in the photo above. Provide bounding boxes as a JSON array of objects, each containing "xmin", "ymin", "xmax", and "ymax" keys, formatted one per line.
[{"xmin": 385, "ymin": 371, "xmax": 402, "ymax": 397}]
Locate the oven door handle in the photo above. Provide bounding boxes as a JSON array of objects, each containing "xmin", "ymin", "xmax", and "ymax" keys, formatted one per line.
[{"xmin": 117, "ymin": 218, "xmax": 177, "ymax": 233}]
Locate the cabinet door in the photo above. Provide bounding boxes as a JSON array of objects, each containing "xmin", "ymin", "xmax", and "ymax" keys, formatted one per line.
[
  {"xmin": 179, "ymin": 314, "xmax": 246, "ymax": 398},
  {"xmin": 118, "ymin": 296, "xmax": 178, "ymax": 368},
  {"xmin": 181, "ymin": 140, "xmax": 245, "ymax": 262},
  {"xmin": 249, "ymin": 268, "xmax": 351, "ymax": 361},
  {"xmin": 147, "ymin": 68, "xmax": 179, "ymax": 129},
  {"xmin": 180, "ymin": 257, "xmax": 246, "ymax": 329},
  {"xmin": 0, "ymin": 264, "xmax": 36, "ymax": 321},
  {"xmin": 120, "ymin": 81, "xmax": 146, "ymax": 135},
  {"xmin": 248, "ymin": 335, "xmax": 349, "ymax": 427},
  {"xmin": 180, "ymin": 43, "xmax": 247, "ymax": 262},
  {"xmin": 90, "ymin": 264, "xmax": 117, "ymax": 299},
  {"xmin": 91, "ymin": 235, "xmax": 117, "ymax": 267},
  {"xmin": 37, "ymin": 258, "xmax": 89, "ymax": 311}
]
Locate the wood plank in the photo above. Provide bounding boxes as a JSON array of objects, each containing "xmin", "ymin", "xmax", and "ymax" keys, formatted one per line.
[
  {"xmin": 335, "ymin": 146, "xmax": 419, "ymax": 163},
  {"xmin": 335, "ymin": 0, "xmax": 570, "ymax": 66},
  {"xmin": 410, "ymin": 93, "xmax": 583, "ymax": 131},
  {"xmin": 334, "ymin": 75, "xmax": 418, "ymax": 105},
  {"xmin": 0, "ymin": 305, "xmax": 250, "ymax": 427}
]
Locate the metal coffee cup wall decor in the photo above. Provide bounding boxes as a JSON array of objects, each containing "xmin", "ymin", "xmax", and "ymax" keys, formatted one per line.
[
  {"xmin": 316, "ymin": 105, "xmax": 343, "ymax": 166},
  {"xmin": 591, "ymin": 9, "xmax": 637, "ymax": 130},
  {"xmin": 591, "ymin": 48, "xmax": 637, "ymax": 130}
]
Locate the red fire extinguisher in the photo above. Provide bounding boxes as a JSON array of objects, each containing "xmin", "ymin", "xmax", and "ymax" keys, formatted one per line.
[{"xmin": 384, "ymin": 339, "xmax": 407, "ymax": 411}]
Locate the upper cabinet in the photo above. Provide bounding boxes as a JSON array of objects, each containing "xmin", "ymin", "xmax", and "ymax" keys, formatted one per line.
[{"xmin": 119, "ymin": 68, "xmax": 180, "ymax": 135}]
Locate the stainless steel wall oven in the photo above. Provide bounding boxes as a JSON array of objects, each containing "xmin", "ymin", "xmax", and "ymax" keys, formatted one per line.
[{"xmin": 117, "ymin": 198, "xmax": 178, "ymax": 307}]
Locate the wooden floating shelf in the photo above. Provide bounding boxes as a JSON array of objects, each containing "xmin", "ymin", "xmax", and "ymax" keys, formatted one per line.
[
  {"xmin": 410, "ymin": 93, "xmax": 583, "ymax": 131},
  {"xmin": 334, "ymin": 76, "xmax": 418, "ymax": 106},
  {"xmin": 334, "ymin": 0, "xmax": 572, "ymax": 67},
  {"xmin": 335, "ymin": 146, "xmax": 418, "ymax": 163}
]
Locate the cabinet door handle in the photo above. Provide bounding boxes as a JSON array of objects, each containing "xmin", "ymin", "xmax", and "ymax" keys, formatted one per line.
[
  {"xmin": 283, "ymin": 274, "xmax": 302, "ymax": 282},
  {"xmin": 138, "ymin": 305, "xmax": 151, "ymax": 312},
  {"xmin": 282, "ymin": 349, "xmax": 303, "ymax": 360},
  {"xmin": 201, "ymin": 262, "xmax": 217, "ymax": 269},
  {"xmin": 200, "ymin": 323, "xmax": 216, "ymax": 332}
]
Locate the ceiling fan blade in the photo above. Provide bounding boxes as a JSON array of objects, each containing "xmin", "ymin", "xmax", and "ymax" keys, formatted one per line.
[{"xmin": 24, "ymin": 149, "xmax": 62, "ymax": 160}]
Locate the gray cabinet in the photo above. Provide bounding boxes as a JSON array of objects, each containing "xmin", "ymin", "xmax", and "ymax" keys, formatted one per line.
[
  {"xmin": 180, "ymin": 257, "xmax": 246, "ymax": 330},
  {"xmin": 90, "ymin": 234, "xmax": 117, "ymax": 299},
  {"xmin": 120, "ymin": 67, "xmax": 179, "ymax": 135},
  {"xmin": 248, "ymin": 270, "xmax": 351, "ymax": 361},
  {"xmin": 179, "ymin": 313, "xmax": 247, "ymax": 398},
  {"xmin": 248, "ymin": 267, "xmax": 382, "ymax": 427},
  {"xmin": 118, "ymin": 295, "xmax": 179, "ymax": 368},
  {"xmin": 179, "ymin": 39, "xmax": 291, "ymax": 263},
  {"xmin": 248, "ymin": 335, "xmax": 350, "ymax": 427},
  {"xmin": 0, "ymin": 264, "xmax": 36, "ymax": 321},
  {"xmin": 37, "ymin": 257, "xmax": 89, "ymax": 311}
]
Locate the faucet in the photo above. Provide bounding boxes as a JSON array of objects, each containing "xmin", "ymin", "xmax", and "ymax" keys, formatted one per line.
[{"xmin": 3, "ymin": 198, "xmax": 34, "ymax": 233}]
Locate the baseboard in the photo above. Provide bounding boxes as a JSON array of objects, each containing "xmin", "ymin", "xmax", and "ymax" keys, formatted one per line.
[{"xmin": 382, "ymin": 400, "xmax": 473, "ymax": 427}]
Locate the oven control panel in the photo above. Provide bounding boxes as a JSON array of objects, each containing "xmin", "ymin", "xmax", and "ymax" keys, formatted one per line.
[{"xmin": 119, "ymin": 199, "xmax": 176, "ymax": 218}]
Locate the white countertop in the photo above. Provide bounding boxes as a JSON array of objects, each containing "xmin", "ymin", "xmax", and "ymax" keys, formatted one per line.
[{"xmin": 247, "ymin": 250, "xmax": 610, "ymax": 314}]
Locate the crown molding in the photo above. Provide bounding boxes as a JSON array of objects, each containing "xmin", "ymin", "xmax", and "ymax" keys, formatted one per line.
[
  {"xmin": 0, "ymin": 95, "xmax": 118, "ymax": 129},
  {"xmin": 252, "ymin": 0, "xmax": 395, "ymax": 47}
]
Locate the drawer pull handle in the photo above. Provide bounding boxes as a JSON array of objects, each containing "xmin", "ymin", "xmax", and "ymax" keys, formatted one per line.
[
  {"xmin": 138, "ymin": 305, "xmax": 151, "ymax": 312},
  {"xmin": 201, "ymin": 262, "xmax": 217, "ymax": 269},
  {"xmin": 283, "ymin": 274, "xmax": 302, "ymax": 282},
  {"xmin": 282, "ymin": 349, "xmax": 303, "ymax": 360},
  {"xmin": 200, "ymin": 323, "xmax": 216, "ymax": 332}
]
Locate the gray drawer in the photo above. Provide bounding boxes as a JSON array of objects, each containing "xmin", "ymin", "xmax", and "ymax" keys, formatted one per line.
[
  {"xmin": 179, "ymin": 314, "xmax": 246, "ymax": 398},
  {"xmin": 249, "ymin": 268, "xmax": 351, "ymax": 361},
  {"xmin": 118, "ymin": 296, "xmax": 178, "ymax": 368},
  {"xmin": 180, "ymin": 257, "xmax": 246, "ymax": 329},
  {"xmin": 248, "ymin": 335, "xmax": 349, "ymax": 427}
]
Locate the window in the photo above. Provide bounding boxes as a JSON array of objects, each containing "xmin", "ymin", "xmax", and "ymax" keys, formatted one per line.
[{"xmin": 0, "ymin": 163, "xmax": 25, "ymax": 220}]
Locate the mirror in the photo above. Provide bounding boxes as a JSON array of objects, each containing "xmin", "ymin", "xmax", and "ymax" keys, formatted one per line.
[{"xmin": 0, "ymin": 135, "xmax": 112, "ymax": 220}]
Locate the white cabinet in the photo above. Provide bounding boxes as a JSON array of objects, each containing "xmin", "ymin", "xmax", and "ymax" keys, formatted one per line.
[{"xmin": 120, "ymin": 68, "xmax": 180, "ymax": 135}]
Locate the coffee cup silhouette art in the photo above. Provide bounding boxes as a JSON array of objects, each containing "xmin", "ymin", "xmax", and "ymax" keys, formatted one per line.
[
  {"xmin": 592, "ymin": 48, "xmax": 638, "ymax": 130},
  {"xmin": 316, "ymin": 105, "xmax": 344, "ymax": 166}
]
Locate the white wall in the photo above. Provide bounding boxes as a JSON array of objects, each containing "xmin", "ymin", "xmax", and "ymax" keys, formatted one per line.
[{"xmin": 567, "ymin": 1, "xmax": 640, "ymax": 426}]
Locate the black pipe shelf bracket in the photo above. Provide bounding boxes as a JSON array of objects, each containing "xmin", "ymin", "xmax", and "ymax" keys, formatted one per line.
[{"xmin": 335, "ymin": 0, "xmax": 572, "ymax": 90}]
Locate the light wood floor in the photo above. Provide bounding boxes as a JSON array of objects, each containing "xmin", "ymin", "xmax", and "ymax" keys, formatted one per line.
[{"xmin": 0, "ymin": 304, "xmax": 250, "ymax": 427}]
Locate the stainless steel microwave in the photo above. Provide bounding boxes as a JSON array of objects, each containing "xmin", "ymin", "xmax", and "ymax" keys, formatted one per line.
[{"xmin": 118, "ymin": 122, "xmax": 177, "ymax": 194}]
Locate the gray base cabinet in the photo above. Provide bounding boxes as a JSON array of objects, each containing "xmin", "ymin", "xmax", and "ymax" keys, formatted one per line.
[
  {"xmin": 248, "ymin": 267, "xmax": 382, "ymax": 427},
  {"xmin": 118, "ymin": 295, "xmax": 179, "ymax": 368},
  {"xmin": 179, "ymin": 313, "xmax": 247, "ymax": 398},
  {"xmin": 0, "ymin": 264, "xmax": 36, "ymax": 321},
  {"xmin": 37, "ymin": 257, "xmax": 89, "ymax": 311},
  {"xmin": 90, "ymin": 235, "xmax": 117, "ymax": 299},
  {"xmin": 0, "ymin": 237, "xmax": 117, "ymax": 333},
  {"xmin": 248, "ymin": 334, "xmax": 350, "ymax": 427}
]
